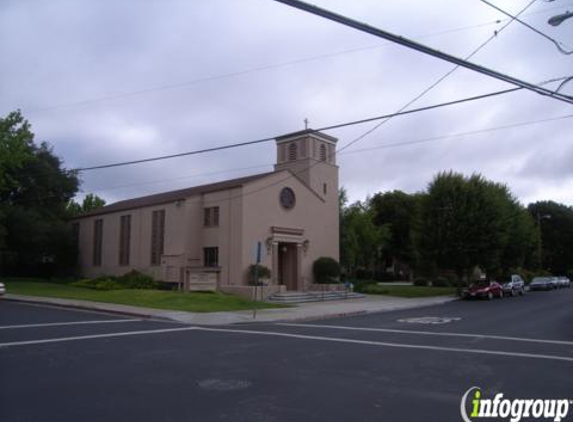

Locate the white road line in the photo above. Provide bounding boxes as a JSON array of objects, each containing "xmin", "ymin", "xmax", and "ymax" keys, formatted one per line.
[
  {"xmin": 0, "ymin": 327, "xmax": 198, "ymax": 348},
  {"xmin": 277, "ymin": 323, "xmax": 573, "ymax": 347},
  {"xmin": 0, "ymin": 319, "xmax": 142, "ymax": 330},
  {"xmin": 194, "ymin": 327, "xmax": 573, "ymax": 363}
]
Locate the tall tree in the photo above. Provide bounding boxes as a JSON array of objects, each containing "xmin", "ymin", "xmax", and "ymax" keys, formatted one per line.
[
  {"xmin": 370, "ymin": 190, "xmax": 419, "ymax": 273},
  {"xmin": 528, "ymin": 201, "xmax": 573, "ymax": 274},
  {"xmin": 0, "ymin": 111, "xmax": 79, "ymax": 276},
  {"xmin": 340, "ymin": 189, "xmax": 389, "ymax": 278},
  {"xmin": 416, "ymin": 171, "xmax": 533, "ymax": 280}
]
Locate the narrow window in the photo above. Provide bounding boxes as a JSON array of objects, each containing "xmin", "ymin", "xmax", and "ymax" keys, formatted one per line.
[
  {"xmin": 319, "ymin": 143, "xmax": 327, "ymax": 161},
  {"xmin": 203, "ymin": 247, "xmax": 219, "ymax": 267},
  {"xmin": 151, "ymin": 210, "xmax": 165, "ymax": 266},
  {"xmin": 72, "ymin": 222, "xmax": 80, "ymax": 265},
  {"xmin": 323, "ymin": 183, "xmax": 327, "ymax": 195},
  {"xmin": 204, "ymin": 207, "xmax": 211, "ymax": 226},
  {"xmin": 213, "ymin": 206, "xmax": 219, "ymax": 226},
  {"xmin": 204, "ymin": 207, "xmax": 219, "ymax": 227},
  {"xmin": 119, "ymin": 215, "xmax": 131, "ymax": 266},
  {"xmin": 93, "ymin": 219, "xmax": 103, "ymax": 266},
  {"xmin": 288, "ymin": 142, "xmax": 297, "ymax": 161}
]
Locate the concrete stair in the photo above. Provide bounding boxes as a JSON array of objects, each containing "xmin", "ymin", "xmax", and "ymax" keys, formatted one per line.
[{"xmin": 267, "ymin": 291, "xmax": 364, "ymax": 304}]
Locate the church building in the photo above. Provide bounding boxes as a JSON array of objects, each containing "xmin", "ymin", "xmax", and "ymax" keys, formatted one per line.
[{"xmin": 72, "ymin": 130, "xmax": 339, "ymax": 294}]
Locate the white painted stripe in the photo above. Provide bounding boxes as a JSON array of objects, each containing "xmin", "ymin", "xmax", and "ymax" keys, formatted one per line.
[
  {"xmin": 0, "ymin": 319, "xmax": 142, "ymax": 330},
  {"xmin": 277, "ymin": 323, "xmax": 573, "ymax": 347},
  {"xmin": 0, "ymin": 327, "xmax": 198, "ymax": 348},
  {"xmin": 194, "ymin": 327, "xmax": 573, "ymax": 363}
]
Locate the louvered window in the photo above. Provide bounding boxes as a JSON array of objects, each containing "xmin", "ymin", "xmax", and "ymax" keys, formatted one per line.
[{"xmin": 289, "ymin": 143, "xmax": 297, "ymax": 161}]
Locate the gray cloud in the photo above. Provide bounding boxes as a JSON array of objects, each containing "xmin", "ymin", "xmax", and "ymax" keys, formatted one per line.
[{"xmin": 2, "ymin": 0, "xmax": 572, "ymax": 207}]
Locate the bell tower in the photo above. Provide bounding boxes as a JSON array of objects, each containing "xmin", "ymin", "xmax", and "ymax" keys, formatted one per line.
[{"xmin": 274, "ymin": 129, "xmax": 338, "ymax": 202}]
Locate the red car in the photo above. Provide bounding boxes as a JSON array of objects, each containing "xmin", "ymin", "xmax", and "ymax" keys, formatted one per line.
[{"xmin": 463, "ymin": 280, "xmax": 504, "ymax": 300}]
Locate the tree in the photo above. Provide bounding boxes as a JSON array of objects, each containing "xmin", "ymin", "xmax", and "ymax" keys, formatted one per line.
[
  {"xmin": 528, "ymin": 201, "xmax": 573, "ymax": 274},
  {"xmin": 370, "ymin": 190, "xmax": 420, "ymax": 276},
  {"xmin": 67, "ymin": 193, "xmax": 106, "ymax": 216},
  {"xmin": 0, "ymin": 111, "xmax": 79, "ymax": 276},
  {"xmin": 339, "ymin": 188, "xmax": 390, "ymax": 278},
  {"xmin": 416, "ymin": 171, "xmax": 533, "ymax": 281}
]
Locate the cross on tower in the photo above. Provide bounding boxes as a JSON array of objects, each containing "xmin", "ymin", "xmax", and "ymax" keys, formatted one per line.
[{"xmin": 304, "ymin": 118, "xmax": 309, "ymax": 130}]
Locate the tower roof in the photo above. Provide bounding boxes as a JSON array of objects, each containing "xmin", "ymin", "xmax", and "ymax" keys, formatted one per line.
[{"xmin": 275, "ymin": 129, "xmax": 337, "ymax": 144}]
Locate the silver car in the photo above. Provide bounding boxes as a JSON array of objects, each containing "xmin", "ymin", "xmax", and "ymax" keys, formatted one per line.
[
  {"xmin": 557, "ymin": 277, "xmax": 571, "ymax": 288},
  {"xmin": 501, "ymin": 274, "xmax": 525, "ymax": 296}
]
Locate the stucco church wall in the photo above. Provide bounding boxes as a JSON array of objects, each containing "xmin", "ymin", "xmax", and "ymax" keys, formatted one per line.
[
  {"xmin": 241, "ymin": 171, "xmax": 339, "ymax": 288},
  {"xmin": 201, "ymin": 187, "xmax": 243, "ymax": 286},
  {"xmin": 76, "ymin": 199, "xmax": 190, "ymax": 279}
]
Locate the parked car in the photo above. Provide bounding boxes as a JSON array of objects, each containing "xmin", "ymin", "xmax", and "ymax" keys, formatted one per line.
[
  {"xmin": 463, "ymin": 280, "xmax": 504, "ymax": 300},
  {"xmin": 557, "ymin": 277, "xmax": 571, "ymax": 288},
  {"xmin": 529, "ymin": 277, "xmax": 554, "ymax": 291},
  {"xmin": 549, "ymin": 277, "xmax": 560, "ymax": 289},
  {"xmin": 501, "ymin": 274, "xmax": 525, "ymax": 297},
  {"xmin": 0, "ymin": 282, "xmax": 5, "ymax": 296}
]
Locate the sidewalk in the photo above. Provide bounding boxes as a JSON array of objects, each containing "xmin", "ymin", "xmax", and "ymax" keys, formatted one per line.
[{"xmin": 3, "ymin": 293, "xmax": 457, "ymax": 325}]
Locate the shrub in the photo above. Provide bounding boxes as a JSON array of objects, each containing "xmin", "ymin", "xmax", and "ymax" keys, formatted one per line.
[
  {"xmin": 313, "ymin": 257, "xmax": 341, "ymax": 284},
  {"xmin": 432, "ymin": 277, "xmax": 449, "ymax": 288},
  {"xmin": 118, "ymin": 270, "xmax": 158, "ymax": 289},
  {"xmin": 413, "ymin": 277, "xmax": 429, "ymax": 287},
  {"xmin": 247, "ymin": 264, "xmax": 271, "ymax": 285}
]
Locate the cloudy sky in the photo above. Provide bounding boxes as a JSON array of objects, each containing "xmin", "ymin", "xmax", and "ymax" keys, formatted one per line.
[{"xmin": 2, "ymin": 0, "xmax": 572, "ymax": 206}]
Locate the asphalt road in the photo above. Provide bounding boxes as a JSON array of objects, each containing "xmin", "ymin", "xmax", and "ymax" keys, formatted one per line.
[{"xmin": 1, "ymin": 289, "xmax": 572, "ymax": 422}]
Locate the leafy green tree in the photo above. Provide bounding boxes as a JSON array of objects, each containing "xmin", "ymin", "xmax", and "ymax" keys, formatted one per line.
[
  {"xmin": 528, "ymin": 201, "xmax": 573, "ymax": 274},
  {"xmin": 339, "ymin": 188, "xmax": 389, "ymax": 278},
  {"xmin": 0, "ymin": 111, "xmax": 79, "ymax": 276},
  {"xmin": 67, "ymin": 193, "xmax": 106, "ymax": 216},
  {"xmin": 370, "ymin": 190, "xmax": 420, "ymax": 274},
  {"xmin": 416, "ymin": 171, "xmax": 533, "ymax": 281}
]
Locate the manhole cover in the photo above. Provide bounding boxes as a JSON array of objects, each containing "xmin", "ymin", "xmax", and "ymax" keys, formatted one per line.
[{"xmin": 197, "ymin": 378, "xmax": 252, "ymax": 391}]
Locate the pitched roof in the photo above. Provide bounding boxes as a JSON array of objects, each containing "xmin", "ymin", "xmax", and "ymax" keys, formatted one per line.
[{"xmin": 77, "ymin": 171, "xmax": 276, "ymax": 218}]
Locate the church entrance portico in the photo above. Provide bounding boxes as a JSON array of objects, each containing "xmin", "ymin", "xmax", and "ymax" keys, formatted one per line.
[
  {"xmin": 270, "ymin": 226, "xmax": 304, "ymax": 291},
  {"xmin": 278, "ymin": 242, "xmax": 299, "ymax": 290}
]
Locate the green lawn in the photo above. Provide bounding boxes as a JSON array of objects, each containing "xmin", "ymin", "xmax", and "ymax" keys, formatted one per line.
[
  {"xmin": 2, "ymin": 279, "xmax": 284, "ymax": 313},
  {"xmin": 357, "ymin": 283, "xmax": 457, "ymax": 298}
]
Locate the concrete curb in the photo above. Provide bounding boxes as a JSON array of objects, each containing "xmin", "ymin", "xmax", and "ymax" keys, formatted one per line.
[
  {"xmin": 2, "ymin": 294, "xmax": 459, "ymax": 326},
  {"xmin": 2, "ymin": 295, "xmax": 167, "ymax": 321}
]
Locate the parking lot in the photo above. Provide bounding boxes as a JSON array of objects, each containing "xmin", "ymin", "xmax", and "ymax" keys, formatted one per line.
[{"xmin": 1, "ymin": 289, "xmax": 572, "ymax": 422}]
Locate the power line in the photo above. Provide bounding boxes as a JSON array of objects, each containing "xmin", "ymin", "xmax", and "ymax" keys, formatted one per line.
[
  {"xmin": 10, "ymin": 109, "xmax": 573, "ymax": 205},
  {"xmin": 342, "ymin": 113, "xmax": 573, "ymax": 155},
  {"xmin": 20, "ymin": 3, "xmax": 570, "ymax": 114},
  {"xmin": 478, "ymin": 0, "xmax": 572, "ymax": 54},
  {"xmin": 271, "ymin": 0, "xmax": 573, "ymax": 105},
  {"xmin": 73, "ymin": 86, "xmax": 523, "ymax": 172},
  {"xmin": 328, "ymin": 0, "xmax": 538, "ymax": 163},
  {"xmin": 89, "ymin": 112, "xmax": 573, "ymax": 195}
]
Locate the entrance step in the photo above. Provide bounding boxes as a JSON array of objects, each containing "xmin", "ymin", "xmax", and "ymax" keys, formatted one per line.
[{"xmin": 267, "ymin": 291, "xmax": 364, "ymax": 304}]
